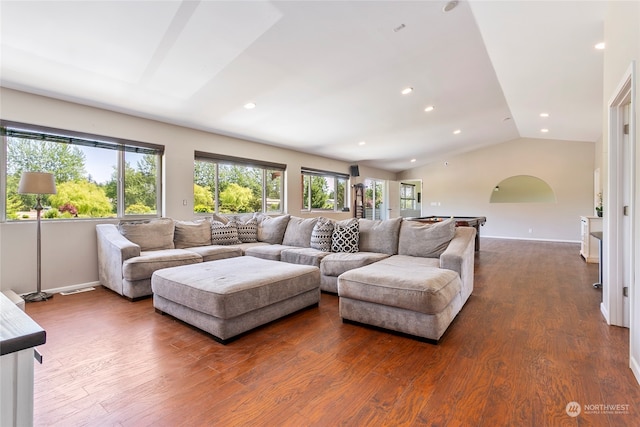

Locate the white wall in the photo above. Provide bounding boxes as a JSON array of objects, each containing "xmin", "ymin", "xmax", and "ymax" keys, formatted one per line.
[
  {"xmin": 0, "ymin": 88, "xmax": 395, "ymax": 294},
  {"xmin": 397, "ymin": 137, "xmax": 595, "ymax": 242}
]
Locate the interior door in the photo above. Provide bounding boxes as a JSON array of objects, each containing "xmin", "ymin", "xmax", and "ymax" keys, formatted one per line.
[{"xmin": 386, "ymin": 181, "xmax": 400, "ymax": 219}]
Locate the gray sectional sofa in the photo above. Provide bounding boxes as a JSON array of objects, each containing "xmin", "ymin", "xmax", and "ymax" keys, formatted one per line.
[{"xmin": 96, "ymin": 213, "xmax": 476, "ymax": 341}]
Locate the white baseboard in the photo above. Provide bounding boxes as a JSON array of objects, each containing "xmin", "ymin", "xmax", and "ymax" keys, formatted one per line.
[
  {"xmin": 630, "ymin": 354, "xmax": 640, "ymax": 386},
  {"xmin": 482, "ymin": 235, "xmax": 580, "ymax": 244},
  {"xmin": 600, "ymin": 302, "xmax": 610, "ymax": 324},
  {"xmin": 19, "ymin": 281, "xmax": 102, "ymax": 297}
]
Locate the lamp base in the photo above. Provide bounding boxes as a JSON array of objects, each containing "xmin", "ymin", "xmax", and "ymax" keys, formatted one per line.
[{"xmin": 22, "ymin": 291, "xmax": 54, "ymax": 302}]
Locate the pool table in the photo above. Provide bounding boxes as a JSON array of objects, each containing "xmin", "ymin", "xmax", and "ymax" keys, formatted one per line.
[{"xmin": 408, "ymin": 216, "xmax": 487, "ymax": 251}]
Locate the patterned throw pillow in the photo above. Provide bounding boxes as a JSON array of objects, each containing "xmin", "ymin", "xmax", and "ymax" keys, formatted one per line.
[
  {"xmin": 331, "ymin": 218, "xmax": 359, "ymax": 253},
  {"xmin": 210, "ymin": 220, "xmax": 241, "ymax": 245},
  {"xmin": 310, "ymin": 217, "xmax": 334, "ymax": 252},
  {"xmin": 236, "ymin": 217, "xmax": 258, "ymax": 243}
]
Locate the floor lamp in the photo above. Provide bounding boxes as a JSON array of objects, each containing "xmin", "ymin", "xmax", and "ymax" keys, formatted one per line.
[{"xmin": 18, "ymin": 172, "xmax": 57, "ymax": 302}]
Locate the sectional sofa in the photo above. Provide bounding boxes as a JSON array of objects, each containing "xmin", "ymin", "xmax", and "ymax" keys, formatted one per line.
[{"xmin": 96, "ymin": 213, "xmax": 476, "ymax": 341}]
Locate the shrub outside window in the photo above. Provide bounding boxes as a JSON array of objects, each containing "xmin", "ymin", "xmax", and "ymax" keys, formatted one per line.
[
  {"xmin": 194, "ymin": 152, "xmax": 285, "ymax": 214},
  {"xmin": 2, "ymin": 121, "xmax": 163, "ymax": 221}
]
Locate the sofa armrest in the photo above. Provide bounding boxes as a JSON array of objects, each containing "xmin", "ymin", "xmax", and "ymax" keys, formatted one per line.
[
  {"xmin": 96, "ymin": 224, "xmax": 140, "ymax": 295},
  {"xmin": 440, "ymin": 227, "xmax": 476, "ymax": 301}
]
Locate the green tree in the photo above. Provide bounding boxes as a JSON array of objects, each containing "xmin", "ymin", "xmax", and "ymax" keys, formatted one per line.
[
  {"xmin": 48, "ymin": 181, "xmax": 114, "ymax": 217},
  {"xmin": 104, "ymin": 154, "xmax": 157, "ymax": 213},
  {"xmin": 194, "ymin": 184, "xmax": 214, "ymax": 213},
  {"xmin": 219, "ymin": 183, "xmax": 255, "ymax": 213},
  {"xmin": 303, "ymin": 176, "xmax": 329, "ymax": 209}
]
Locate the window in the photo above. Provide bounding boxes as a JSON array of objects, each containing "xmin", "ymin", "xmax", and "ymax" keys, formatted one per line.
[
  {"xmin": 2, "ymin": 121, "xmax": 163, "ymax": 221},
  {"xmin": 301, "ymin": 167, "xmax": 348, "ymax": 212},
  {"xmin": 364, "ymin": 178, "xmax": 384, "ymax": 219},
  {"xmin": 400, "ymin": 183, "xmax": 416, "ymax": 210},
  {"xmin": 194, "ymin": 152, "xmax": 285, "ymax": 214}
]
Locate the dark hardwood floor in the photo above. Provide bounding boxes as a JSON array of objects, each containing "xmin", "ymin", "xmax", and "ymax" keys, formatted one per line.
[{"xmin": 26, "ymin": 238, "xmax": 640, "ymax": 426}]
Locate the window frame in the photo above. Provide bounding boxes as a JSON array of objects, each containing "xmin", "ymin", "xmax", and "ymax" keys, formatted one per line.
[
  {"xmin": 301, "ymin": 167, "xmax": 349, "ymax": 213},
  {"xmin": 194, "ymin": 151, "xmax": 286, "ymax": 214},
  {"xmin": 400, "ymin": 182, "xmax": 417, "ymax": 210},
  {"xmin": 1, "ymin": 120, "xmax": 164, "ymax": 221}
]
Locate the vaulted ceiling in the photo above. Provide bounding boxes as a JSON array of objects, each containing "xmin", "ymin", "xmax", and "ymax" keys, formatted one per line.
[{"xmin": 0, "ymin": 1, "xmax": 606, "ymax": 172}]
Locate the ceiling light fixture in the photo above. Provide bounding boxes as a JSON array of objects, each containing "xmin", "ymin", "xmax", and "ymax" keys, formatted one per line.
[
  {"xmin": 358, "ymin": 141, "xmax": 366, "ymax": 146},
  {"xmin": 541, "ymin": 128, "xmax": 549, "ymax": 133},
  {"xmin": 443, "ymin": 1, "xmax": 459, "ymax": 12},
  {"xmin": 424, "ymin": 105, "xmax": 435, "ymax": 112},
  {"xmin": 410, "ymin": 159, "xmax": 417, "ymax": 163},
  {"xmin": 540, "ymin": 112, "xmax": 549, "ymax": 118},
  {"xmin": 401, "ymin": 87, "xmax": 413, "ymax": 95},
  {"xmin": 244, "ymin": 102, "xmax": 256, "ymax": 109},
  {"xmin": 595, "ymin": 42, "xmax": 605, "ymax": 50},
  {"xmin": 453, "ymin": 129, "xmax": 461, "ymax": 135}
]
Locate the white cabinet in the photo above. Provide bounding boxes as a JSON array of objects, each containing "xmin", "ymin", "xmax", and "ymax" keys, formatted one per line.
[{"xmin": 580, "ymin": 216, "xmax": 602, "ymax": 263}]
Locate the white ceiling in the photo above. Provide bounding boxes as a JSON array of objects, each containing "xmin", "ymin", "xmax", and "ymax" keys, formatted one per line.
[{"xmin": 0, "ymin": 1, "xmax": 606, "ymax": 172}]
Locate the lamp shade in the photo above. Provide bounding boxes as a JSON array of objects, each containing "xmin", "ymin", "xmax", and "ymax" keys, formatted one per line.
[{"xmin": 17, "ymin": 172, "xmax": 57, "ymax": 195}]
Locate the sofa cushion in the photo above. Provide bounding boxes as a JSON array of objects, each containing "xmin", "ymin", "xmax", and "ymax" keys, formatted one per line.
[
  {"xmin": 173, "ymin": 219, "xmax": 211, "ymax": 249},
  {"xmin": 338, "ymin": 263, "xmax": 461, "ymax": 315},
  {"xmin": 183, "ymin": 245, "xmax": 243, "ymax": 262},
  {"xmin": 331, "ymin": 218, "xmax": 359, "ymax": 253},
  {"xmin": 281, "ymin": 247, "xmax": 331, "ymax": 268},
  {"xmin": 398, "ymin": 218, "xmax": 456, "ymax": 258},
  {"xmin": 236, "ymin": 217, "xmax": 258, "ymax": 243},
  {"xmin": 118, "ymin": 218, "xmax": 175, "ymax": 251},
  {"xmin": 122, "ymin": 249, "xmax": 202, "ymax": 281},
  {"xmin": 310, "ymin": 217, "xmax": 334, "ymax": 252},
  {"xmin": 283, "ymin": 216, "xmax": 318, "ymax": 247},
  {"xmin": 320, "ymin": 252, "xmax": 390, "ymax": 277},
  {"xmin": 358, "ymin": 217, "xmax": 402, "ymax": 255},
  {"xmin": 244, "ymin": 244, "xmax": 296, "ymax": 261},
  {"xmin": 211, "ymin": 220, "xmax": 242, "ymax": 245},
  {"xmin": 256, "ymin": 214, "xmax": 290, "ymax": 244}
]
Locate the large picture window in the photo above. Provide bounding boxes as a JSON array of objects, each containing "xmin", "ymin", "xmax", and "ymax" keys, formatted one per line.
[
  {"xmin": 2, "ymin": 121, "xmax": 163, "ymax": 220},
  {"xmin": 301, "ymin": 167, "xmax": 348, "ymax": 212},
  {"xmin": 194, "ymin": 152, "xmax": 285, "ymax": 214}
]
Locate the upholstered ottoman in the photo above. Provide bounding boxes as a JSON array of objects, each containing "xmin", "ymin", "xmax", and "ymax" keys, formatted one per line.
[
  {"xmin": 337, "ymin": 259, "xmax": 463, "ymax": 343},
  {"xmin": 152, "ymin": 257, "xmax": 320, "ymax": 343}
]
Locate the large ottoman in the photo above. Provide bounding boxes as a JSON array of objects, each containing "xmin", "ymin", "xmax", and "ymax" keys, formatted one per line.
[
  {"xmin": 151, "ymin": 257, "xmax": 320, "ymax": 343},
  {"xmin": 337, "ymin": 259, "xmax": 463, "ymax": 343}
]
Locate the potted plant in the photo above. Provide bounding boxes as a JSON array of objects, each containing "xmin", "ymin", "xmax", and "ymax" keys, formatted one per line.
[{"xmin": 596, "ymin": 192, "xmax": 603, "ymax": 217}]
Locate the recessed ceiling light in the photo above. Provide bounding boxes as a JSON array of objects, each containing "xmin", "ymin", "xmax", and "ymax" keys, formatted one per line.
[
  {"xmin": 503, "ymin": 117, "xmax": 511, "ymax": 121},
  {"xmin": 453, "ymin": 129, "xmax": 461, "ymax": 135},
  {"xmin": 443, "ymin": 1, "xmax": 459, "ymax": 12},
  {"xmin": 595, "ymin": 42, "xmax": 605, "ymax": 50},
  {"xmin": 424, "ymin": 105, "xmax": 435, "ymax": 112},
  {"xmin": 244, "ymin": 102, "xmax": 256, "ymax": 109},
  {"xmin": 541, "ymin": 128, "xmax": 549, "ymax": 133},
  {"xmin": 540, "ymin": 112, "xmax": 549, "ymax": 118},
  {"xmin": 401, "ymin": 87, "xmax": 413, "ymax": 95},
  {"xmin": 358, "ymin": 141, "xmax": 366, "ymax": 146},
  {"xmin": 410, "ymin": 159, "xmax": 417, "ymax": 163}
]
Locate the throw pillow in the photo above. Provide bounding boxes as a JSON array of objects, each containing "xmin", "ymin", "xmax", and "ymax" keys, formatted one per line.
[
  {"xmin": 358, "ymin": 217, "xmax": 402, "ymax": 255},
  {"xmin": 398, "ymin": 218, "xmax": 456, "ymax": 258},
  {"xmin": 256, "ymin": 214, "xmax": 290, "ymax": 244},
  {"xmin": 236, "ymin": 217, "xmax": 258, "ymax": 243},
  {"xmin": 210, "ymin": 220, "xmax": 242, "ymax": 245},
  {"xmin": 310, "ymin": 217, "xmax": 334, "ymax": 252},
  {"xmin": 331, "ymin": 218, "xmax": 359, "ymax": 253},
  {"xmin": 282, "ymin": 216, "xmax": 318, "ymax": 247},
  {"xmin": 118, "ymin": 218, "xmax": 175, "ymax": 251},
  {"xmin": 173, "ymin": 218, "xmax": 212, "ymax": 248}
]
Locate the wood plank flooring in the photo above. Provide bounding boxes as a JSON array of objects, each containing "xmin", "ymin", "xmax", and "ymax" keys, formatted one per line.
[{"xmin": 25, "ymin": 238, "xmax": 640, "ymax": 426}]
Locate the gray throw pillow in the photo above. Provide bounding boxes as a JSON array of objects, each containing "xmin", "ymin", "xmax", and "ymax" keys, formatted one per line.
[
  {"xmin": 310, "ymin": 217, "xmax": 334, "ymax": 252},
  {"xmin": 118, "ymin": 218, "xmax": 175, "ymax": 251},
  {"xmin": 256, "ymin": 214, "xmax": 290, "ymax": 244},
  {"xmin": 331, "ymin": 218, "xmax": 359, "ymax": 253},
  {"xmin": 282, "ymin": 216, "xmax": 318, "ymax": 247},
  {"xmin": 211, "ymin": 220, "xmax": 242, "ymax": 245},
  {"xmin": 173, "ymin": 218, "xmax": 212, "ymax": 248},
  {"xmin": 398, "ymin": 218, "xmax": 456, "ymax": 258},
  {"xmin": 358, "ymin": 217, "xmax": 402, "ymax": 255}
]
